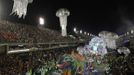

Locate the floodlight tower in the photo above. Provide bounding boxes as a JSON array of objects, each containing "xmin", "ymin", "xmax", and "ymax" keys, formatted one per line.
[{"xmin": 56, "ymin": 8, "xmax": 70, "ymax": 36}]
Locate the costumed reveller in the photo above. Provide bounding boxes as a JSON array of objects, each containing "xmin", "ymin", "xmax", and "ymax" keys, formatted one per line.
[
  {"xmin": 57, "ymin": 49, "xmax": 85, "ymax": 75},
  {"xmin": 57, "ymin": 50, "xmax": 76, "ymax": 75},
  {"xmin": 71, "ymin": 50, "xmax": 85, "ymax": 75}
]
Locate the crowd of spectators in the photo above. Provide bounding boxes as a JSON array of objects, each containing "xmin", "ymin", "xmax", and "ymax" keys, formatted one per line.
[
  {"xmin": 105, "ymin": 51, "xmax": 134, "ymax": 75},
  {"xmin": 0, "ymin": 20, "xmax": 78, "ymax": 43},
  {"xmin": 0, "ymin": 48, "xmax": 72, "ymax": 75}
]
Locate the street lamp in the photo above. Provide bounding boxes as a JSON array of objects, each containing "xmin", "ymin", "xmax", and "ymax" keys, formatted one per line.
[{"xmin": 56, "ymin": 8, "xmax": 70, "ymax": 36}]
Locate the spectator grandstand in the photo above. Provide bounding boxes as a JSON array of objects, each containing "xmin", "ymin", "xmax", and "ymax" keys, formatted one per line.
[{"xmin": 0, "ymin": 20, "xmax": 79, "ymax": 43}]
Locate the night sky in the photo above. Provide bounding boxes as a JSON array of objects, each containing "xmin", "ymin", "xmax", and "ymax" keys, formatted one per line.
[{"xmin": 1, "ymin": 0, "xmax": 134, "ymax": 35}]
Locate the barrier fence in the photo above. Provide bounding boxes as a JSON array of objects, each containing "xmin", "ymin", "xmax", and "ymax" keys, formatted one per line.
[{"xmin": 0, "ymin": 41, "xmax": 85, "ymax": 54}]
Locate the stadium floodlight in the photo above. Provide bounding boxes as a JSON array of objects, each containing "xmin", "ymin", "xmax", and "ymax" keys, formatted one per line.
[
  {"xmin": 74, "ymin": 27, "xmax": 77, "ymax": 32},
  {"xmin": 56, "ymin": 8, "xmax": 70, "ymax": 36},
  {"xmin": 11, "ymin": 0, "xmax": 33, "ymax": 18},
  {"xmin": 39, "ymin": 17, "xmax": 45, "ymax": 25},
  {"xmin": 131, "ymin": 30, "xmax": 134, "ymax": 34},
  {"xmin": 84, "ymin": 32, "xmax": 87, "ymax": 35},
  {"xmin": 124, "ymin": 33, "xmax": 127, "ymax": 36},
  {"xmin": 88, "ymin": 33, "xmax": 90, "ymax": 36},
  {"xmin": 127, "ymin": 32, "xmax": 129, "ymax": 35},
  {"xmin": 80, "ymin": 30, "xmax": 82, "ymax": 34}
]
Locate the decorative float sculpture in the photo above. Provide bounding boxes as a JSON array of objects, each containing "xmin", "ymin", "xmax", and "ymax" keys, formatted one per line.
[
  {"xmin": 117, "ymin": 46, "xmax": 131, "ymax": 56},
  {"xmin": 99, "ymin": 31, "xmax": 119, "ymax": 49},
  {"xmin": 11, "ymin": 0, "xmax": 33, "ymax": 18},
  {"xmin": 56, "ymin": 8, "xmax": 70, "ymax": 36},
  {"xmin": 89, "ymin": 36, "xmax": 107, "ymax": 56}
]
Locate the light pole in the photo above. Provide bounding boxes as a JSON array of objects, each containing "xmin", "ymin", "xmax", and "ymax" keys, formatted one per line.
[{"xmin": 56, "ymin": 8, "xmax": 70, "ymax": 36}]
